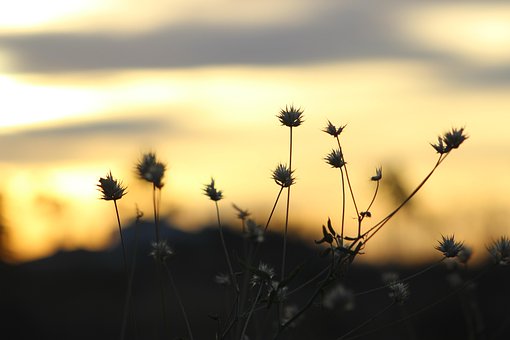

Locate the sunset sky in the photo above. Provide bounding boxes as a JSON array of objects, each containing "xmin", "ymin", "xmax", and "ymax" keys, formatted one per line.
[{"xmin": 1, "ymin": 0, "xmax": 510, "ymax": 264}]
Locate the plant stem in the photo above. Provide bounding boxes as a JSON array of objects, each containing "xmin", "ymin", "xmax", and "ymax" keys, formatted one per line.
[
  {"xmin": 215, "ymin": 201, "xmax": 239, "ymax": 293},
  {"xmin": 264, "ymin": 187, "xmax": 284, "ymax": 232},
  {"xmin": 164, "ymin": 263, "xmax": 194, "ymax": 340},
  {"xmin": 152, "ymin": 184, "xmax": 160, "ymax": 242},
  {"xmin": 281, "ymin": 126, "xmax": 293, "ymax": 280},
  {"xmin": 240, "ymin": 283, "xmax": 264, "ymax": 340},
  {"xmin": 337, "ymin": 302, "xmax": 395, "ymax": 340},
  {"xmin": 113, "ymin": 200, "xmax": 127, "ymax": 271}
]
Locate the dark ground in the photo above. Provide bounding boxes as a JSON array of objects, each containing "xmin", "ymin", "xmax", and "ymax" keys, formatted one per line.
[{"xmin": 1, "ymin": 220, "xmax": 509, "ymax": 340}]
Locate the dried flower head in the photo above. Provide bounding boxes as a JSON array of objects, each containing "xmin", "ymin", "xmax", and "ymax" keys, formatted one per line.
[
  {"xmin": 323, "ymin": 121, "xmax": 346, "ymax": 138},
  {"xmin": 323, "ymin": 284, "xmax": 355, "ymax": 311},
  {"xmin": 457, "ymin": 245, "xmax": 473, "ymax": 264},
  {"xmin": 149, "ymin": 240, "xmax": 173, "ymax": 262},
  {"xmin": 272, "ymin": 163, "xmax": 295, "ymax": 187},
  {"xmin": 388, "ymin": 282, "xmax": 410, "ymax": 305},
  {"xmin": 97, "ymin": 171, "xmax": 127, "ymax": 201},
  {"xmin": 136, "ymin": 152, "xmax": 166, "ymax": 188},
  {"xmin": 488, "ymin": 236, "xmax": 510, "ymax": 265},
  {"xmin": 325, "ymin": 149, "xmax": 345, "ymax": 168},
  {"xmin": 251, "ymin": 262, "xmax": 275, "ymax": 286},
  {"xmin": 431, "ymin": 127, "xmax": 468, "ymax": 154},
  {"xmin": 435, "ymin": 235, "xmax": 464, "ymax": 258},
  {"xmin": 277, "ymin": 105, "xmax": 304, "ymax": 127},
  {"xmin": 371, "ymin": 167, "xmax": 382, "ymax": 181},
  {"xmin": 214, "ymin": 273, "xmax": 231, "ymax": 286},
  {"xmin": 203, "ymin": 178, "xmax": 223, "ymax": 201},
  {"xmin": 232, "ymin": 203, "xmax": 250, "ymax": 221},
  {"xmin": 246, "ymin": 219, "xmax": 264, "ymax": 243}
]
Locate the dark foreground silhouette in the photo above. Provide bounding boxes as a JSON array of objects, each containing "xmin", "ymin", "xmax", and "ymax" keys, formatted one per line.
[{"xmin": 1, "ymin": 220, "xmax": 509, "ymax": 340}]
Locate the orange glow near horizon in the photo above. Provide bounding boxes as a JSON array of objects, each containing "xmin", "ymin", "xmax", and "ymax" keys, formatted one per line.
[{"xmin": 1, "ymin": 2, "xmax": 510, "ymax": 266}]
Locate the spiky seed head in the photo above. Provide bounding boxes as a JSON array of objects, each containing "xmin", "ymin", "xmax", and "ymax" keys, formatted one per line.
[
  {"xmin": 203, "ymin": 178, "xmax": 223, "ymax": 201},
  {"xmin": 325, "ymin": 149, "xmax": 345, "ymax": 168},
  {"xmin": 136, "ymin": 152, "xmax": 166, "ymax": 188},
  {"xmin": 323, "ymin": 284, "xmax": 355, "ymax": 311},
  {"xmin": 277, "ymin": 105, "xmax": 304, "ymax": 127},
  {"xmin": 97, "ymin": 171, "xmax": 127, "ymax": 201},
  {"xmin": 435, "ymin": 235, "xmax": 464, "ymax": 258},
  {"xmin": 371, "ymin": 167, "xmax": 382, "ymax": 181},
  {"xmin": 323, "ymin": 121, "xmax": 346, "ymax": 138},
  {"xmin": 431, "ymin": 127, "xmax": 468, "ymax": 154},
  {"xmin": 488, "ymin": 236, "xmax": 510, "ymax": 265},
  {"xmin": 150, "ymin": 240, "xmax": 173, "ymax": 262},
  {"xmin": 388, "ymin": 282, "xmax": 410, "ymax": 305},
  {"xmin": 272, "ymin": 163, "xmax": 295, "ymax": 187},
  {"xmin": 251, "ymin": 262, "xmax": 275, "ymax": 286}
]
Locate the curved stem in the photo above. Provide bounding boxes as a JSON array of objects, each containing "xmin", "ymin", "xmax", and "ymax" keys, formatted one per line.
[
  {"xmin": 164, "ymin": 263, "xmax": 194, "ymax": 340},
  {"xmin": 215, "ymin": 201, "xmax": 239, "ymax": 293},
  {"xmin": 240, "ymin": 283, "xmax": 264, "ymax": 340}
]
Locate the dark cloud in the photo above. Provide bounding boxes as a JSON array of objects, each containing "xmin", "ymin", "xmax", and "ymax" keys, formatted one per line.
[
  {"xmin": 0, "ymin": 117, "xmax": 175, "ymax": 162},
  {"xmin": 1, "ymin": 1, "xmax": 441, "ymax": 72},
  {"xmin": 1, "ymin": 0, "xmax": 508, "ymax": 88}
]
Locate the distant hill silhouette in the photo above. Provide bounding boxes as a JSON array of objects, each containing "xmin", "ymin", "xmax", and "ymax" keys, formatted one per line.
[{"xmin": 2, "ymin": 219, "xmax": 509, "ymax": 340}]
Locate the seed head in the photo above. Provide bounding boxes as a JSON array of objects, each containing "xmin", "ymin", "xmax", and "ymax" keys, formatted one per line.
[
  {"xmin": 251, "ymin": 262, "xmax": 275, "ymax": 286},
  {"xmin": 136, "ymin": 152, "xmax": 166, "ymax": 188},
  {"xmin": 150, "ymin": 240, "xmax": 173, "ymax": 262},
  {"xmin": 388, "ymin": 282, "xmax": 410, "ymax": 305},
  {"xmin": 323, "ymin": 121, "xmax": 346, "ymax": 138},
  {"xmin": 431, "ymin": 127, "xmax": 468, "ymax": 154},
  {"xmin": 435, "ymin": 235, "xmax": 464, "ymax": 258},
  {"xmin": 488, "ymin": 236, "xmax": 510, "ymax": 265},
  {"xmin": 272, "ymin": 163, "xmax": 295, "ymax": 187},
  {"xmin": 323, "ymin": 284, "xmax": 355, "ymax": 311},
  {"xmin": 214, "ymin": 273, "xmax": 231, "ymax": 286},
  {"xmin": 232, "ymin": 203, "xmax": 250, "ymax": 221},
  {"xmin": 203, "ymin": 178, "xmax": 223, "ymax": 201},
  {"xmin": 246, "ymin": 219, "xmax": 264, "ymax": 243},
  {"xmin": 277, "ymin": 105, "xmax": 304, "ymax": 127},
  {"xmin": 325, "ymin": 149, "xmax": 345, "ymax": 168},
  {"xmin": 371, "ymin": 167, "xmax": 382, "ymax": 181},
  {"xmin": 97, "ymin": 171, "xmax": 127, "ymax": 201}
]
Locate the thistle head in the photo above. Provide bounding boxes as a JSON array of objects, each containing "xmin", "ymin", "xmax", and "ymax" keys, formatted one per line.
[
  {"xmin": 371, "ymin": 167, "xmax": 382, "ymax": 181},
  {"xmin": 388, "ymin": 282, "xmax": 410, "ymax": 305},
  {"xmin": 323, "ymin": 121, "xmax": 346, "ymax": 138},
  {"xmin": 277, "ymin": 105, "xmax": 304, "ymax": 127},
  {"xmin": 272, "ymin": 163, "xmax": 295, "ymax": 187},
  {"xmin": 232, "ymin": 203, "xmax": 250, "ymax": 221},
  {"xmin": 250, "ymin": 262, "xmax": 275, "ymax": 287},
  {"xmin": 488, "ymin": 236, "xmax": 510, "ymax": 265},
  {"xmin": 431, "ymin": 127, "xmax": 468, "ymax": 154},
  {"xmin": 203, "ymin": 178, "xmax": 223, "ymax": 201},
  {"xmin": 435, "ymin": 234, "xmax": 464, "ymax": 258},
  {"xmin": 149, "ymin": 240, "xmax": 173, "ymax": 262},
  {"xmin": 325, "ymin": 149, "xmax": 345, "ymax": 168},
  {"xmin": 97, "ymin": 171, "xmax": 127, "ymax": 201},
  {"xmin": 136, "ymin": 152, "xmax": 166, "ymax": 188}
]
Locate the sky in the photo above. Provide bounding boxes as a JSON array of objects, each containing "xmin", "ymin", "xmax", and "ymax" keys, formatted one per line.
[{"xmin": 1, "ymin": 0, "xmax": 510, "ymax": 264}]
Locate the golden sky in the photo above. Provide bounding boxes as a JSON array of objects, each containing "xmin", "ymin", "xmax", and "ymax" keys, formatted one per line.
[{"xmin": 1, "ymin": 0, "xmax": 510, "ymax": 264}]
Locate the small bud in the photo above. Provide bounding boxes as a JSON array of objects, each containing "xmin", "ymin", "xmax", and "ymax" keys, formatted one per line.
[
  {"xmin": 97, "ymin": 171, "xmax": 127, "ymax": 201},
  {"xmin": 203, "ymin": 178, "xmax": 223, "ymax": 201},
  {"xmin": 277, "ymin": 105, "xmax": 304, "ymax": 127},
  {"xmin": 371, "ymin": 167, "xmax": 382, "ymax": 181},
  {"xmin": 325, "ymin": 149, "xmax": 345, "ymax": 168}
]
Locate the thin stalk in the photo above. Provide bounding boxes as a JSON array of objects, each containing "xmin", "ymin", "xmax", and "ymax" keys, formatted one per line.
[
  {"xmin": 281, "ymin": 126, "xmax": 293, "ymax": 280},
  {"xmin": 157, "ymin": 262, "xmax": 171, "ymax": 337},
  {"xmin": 264, "ymin": 187, "xmax": 284, "ymax": 232},
  {"xmin": 164, "ymin": 263, "xmax": 194, "ymax": 340},
  {"xmin": 240, "ymin": 283, "xmax": 264, "ymax": 340},
  {"xmin": 113, "ymin": 199, "xmax": 130, "ymax": 340},
  {"xmin": 215, "ymin": 201, "xmax": 239, "ymax": 293},
  {"xmin": 363, "ymin": 154, "xmax": 447, "ymax": 243},
  {"xmin": 152, "ymin": 184, "xmax": 160, "ymax": 242},
  {"xmin": 337, "ymin": 302, "xmax": 395, "ymax": 340},
  {"xmin": 335, "ymin": 137, "xmax": 359, "ymax": 217},
  {"xmin": 339, "ymin": 167, "xmax": 346, "ymax": 240},
  {"xmin": 113, "ymin": 200, "xmax": 128, "ymax": 270}
]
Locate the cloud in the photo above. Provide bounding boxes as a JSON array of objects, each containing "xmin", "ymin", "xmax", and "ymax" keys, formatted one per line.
[{"xmin": 0, "ymin": 117, "xmax": 175, "ymax": 163}]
